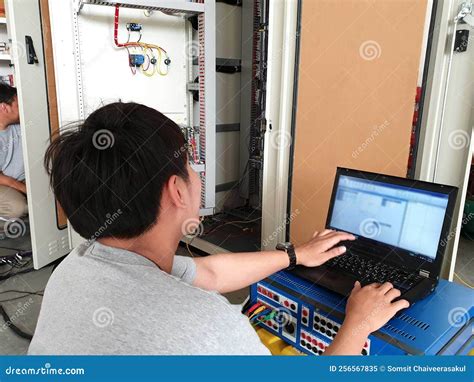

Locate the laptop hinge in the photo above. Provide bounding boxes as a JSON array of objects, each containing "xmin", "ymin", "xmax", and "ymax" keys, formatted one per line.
[{"xmin": 419, "ymin": 269, "xmax": 430, "ymax": 278}]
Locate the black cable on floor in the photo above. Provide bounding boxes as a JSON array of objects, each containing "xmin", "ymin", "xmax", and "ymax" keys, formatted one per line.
[
  {"xmin": 0, "ymin": 304, "xmax": 33, "ymax": 340},
  {"xmin": 0, "ymin": 293, "xmax": 43, "ymax": 304},
  {"xmin": 0, "ymin": 289, "xmax": 44, "ymax": 296},
  {"xmin": 0, "ymin": 267, "xmax": 35, "ymax": 282},
  {"xmin": 0, "ymin": 246, "xmax": 29, "ymax": 252}
]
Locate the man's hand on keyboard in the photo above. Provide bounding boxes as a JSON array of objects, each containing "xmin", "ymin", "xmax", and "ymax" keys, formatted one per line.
[
  {"xmin": 344, "ymin": 281, "xmax": 410, "ymax": 336},
  {"xmin": 295, "ymin": 229, "xmax": 356, "ymax": 267}
]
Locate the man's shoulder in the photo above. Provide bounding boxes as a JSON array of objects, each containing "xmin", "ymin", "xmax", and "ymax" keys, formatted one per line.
[{"xmin": 10, "ymin": 123, "xmax": 20, "ymax": 130}]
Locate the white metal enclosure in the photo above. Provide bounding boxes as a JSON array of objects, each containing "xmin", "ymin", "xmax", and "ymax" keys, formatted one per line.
[
  {"xmin": 7, "ymin": 0, "xmax": 216, "ymax": 267},
  {"xmin": 6, "ymin": 0, "xmax": 70, "ymax": 269},
  {"xmin": 415, "ymin": 0, "xmax": 474, "ymax": 279}
]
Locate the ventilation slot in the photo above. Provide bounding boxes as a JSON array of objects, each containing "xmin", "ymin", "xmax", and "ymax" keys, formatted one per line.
[
  {"xmin": 398, "ymin": 313, "xmax": 430, "ymax": 331},
  {"xmin": 384, "ymin": 324, "xmax": 416, "ymax": 341}
]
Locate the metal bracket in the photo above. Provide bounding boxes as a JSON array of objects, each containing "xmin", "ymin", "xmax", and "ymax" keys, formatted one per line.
[
  {"xmin": 216, "ymin": 0, "xmax": 242, "ymax": 6},
  {"xmin": 74, "ymin": 0, "xmax": 84, "ymax": 15},
  {"xmin": 456, "ymin": 1, "xmax": 474, "ymax": 26}
]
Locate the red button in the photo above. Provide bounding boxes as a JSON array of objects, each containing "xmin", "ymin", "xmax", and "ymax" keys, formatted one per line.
[
  {"xmin": 312, "ymin": 339, "xmax": 317, "ymax": 345},
  {"xmin": 284, "ymin": 301, "xmax": 289, "ymax": 307},
  {"xmin": 301, "ymin": 333, "xmax": 306, "ymax": 339},
  {"xmin": 302, "ymin": 310, "xmax": 308, "ymax": 317},
  {"xmin": 318, "ymin": 343, "xmax": 324, "ymax": 349},
  {"xmin": 257, "ymin": 287, "xmax": 262, "ymax": 292}
]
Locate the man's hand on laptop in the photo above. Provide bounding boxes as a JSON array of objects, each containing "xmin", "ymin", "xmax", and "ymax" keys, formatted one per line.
[
  {"xmin": 345, "ymin": 281, "xmax": 410, "ymax": 333},
  {"xmin": 324, "ymin": 281, "xmax": 409, "ymax": 355},
  {"xmin": 295, "ymin": 229, "xmax": 356, "ymax": 267}
]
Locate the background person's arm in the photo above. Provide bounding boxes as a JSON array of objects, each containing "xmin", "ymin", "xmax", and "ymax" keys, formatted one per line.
[
  {"xmin": 193, "ymin": 230, "xmax": 355, "ymax": 293},
  {"xmin": 0, "ymin": 173, "xmax": 26, "ymax": 194}
]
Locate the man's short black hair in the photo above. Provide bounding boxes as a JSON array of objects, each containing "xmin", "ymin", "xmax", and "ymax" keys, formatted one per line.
[
  {"xmin": 0, "ymin": 83, "xmax": 17, "ymax": 104},
  {"xmin": 44, "ymin": 102, "xmax": 190, "ymax": 240}
]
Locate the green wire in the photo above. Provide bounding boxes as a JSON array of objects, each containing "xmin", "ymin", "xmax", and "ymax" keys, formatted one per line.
[{"xmin": 262, "ymin": 310, "xmax": 277, "ymax": 321}]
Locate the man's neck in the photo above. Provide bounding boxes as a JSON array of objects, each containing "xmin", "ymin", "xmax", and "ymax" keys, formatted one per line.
[
  {"xmin": 98, "ymin": 221, "xmax": 181, "ymax": 274},
  {"xmin": 0, "ymin": 120, "xmax": 10, "ymax": 131}
]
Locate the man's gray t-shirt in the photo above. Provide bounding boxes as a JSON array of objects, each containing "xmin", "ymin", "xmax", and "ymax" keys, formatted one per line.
[
  {"xmin": 0, "ymin": 124, "xmax": 24, "ymax": 181},
  {"xmin": 28, "ymin": 242, "xmax": 270, "ymax": 355}
]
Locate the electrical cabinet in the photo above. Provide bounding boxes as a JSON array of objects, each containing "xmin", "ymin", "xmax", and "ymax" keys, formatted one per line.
[
  {"xmin": 7, "ymin": 0, "xmax": 268, "ymax": 268},
  {"xmin": 5, "ymin": 0, "xmax": 473, "ymax": 277},
  {"xmin": 7, "ymin": 0, "xmax": 216, "ymax": 268}
]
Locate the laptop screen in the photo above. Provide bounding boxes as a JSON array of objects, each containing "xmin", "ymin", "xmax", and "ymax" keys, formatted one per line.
[{"xmin": 328, "ymin": 175, "xmax": 450, "ymax": 262}]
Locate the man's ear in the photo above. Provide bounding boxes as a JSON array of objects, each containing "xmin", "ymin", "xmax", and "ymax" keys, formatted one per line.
[{"xmin": 166, "ymin": 175, "xmax": 187, "ymax": 208}]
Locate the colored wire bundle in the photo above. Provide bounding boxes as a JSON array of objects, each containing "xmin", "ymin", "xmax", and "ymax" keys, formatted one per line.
[
  {"xmin": 114, "ymin": 5, "xmax": 170, "ymax": 76},
  {"xmin": 243, "ymin": 302, "xmax": 276, "ymax": 327}
]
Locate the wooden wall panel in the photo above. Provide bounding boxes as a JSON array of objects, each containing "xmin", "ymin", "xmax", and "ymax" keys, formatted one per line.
[
  {"xmin": 39, "ymin": 0, "xmax": 67, "ymax": 229},
  {"xmin": 289, "ymin": 0, "xmax": 428, "ymax": 244}
]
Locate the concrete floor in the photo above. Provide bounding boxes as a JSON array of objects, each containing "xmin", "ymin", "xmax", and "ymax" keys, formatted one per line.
[
  {"xmin": 0, "ymin": 239, "xmax": 471, "ymax": 355},
  {"xmin": 0, "ymin": 265, "xmax": 53, "ymax": 355}
]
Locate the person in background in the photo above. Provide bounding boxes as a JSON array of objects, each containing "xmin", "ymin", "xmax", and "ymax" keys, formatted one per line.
[{"xmin": 0, "ymin": 84, "xmax": 27, "ymax": 228}]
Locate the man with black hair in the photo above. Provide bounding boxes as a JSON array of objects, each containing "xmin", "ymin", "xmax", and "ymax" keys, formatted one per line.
[
  {"xmin": 0, "ymin": 83, "xmax": 27, "ymax": 225},
  {"xmin": 29, "ymin": 102, "xmax": 409, "ymax": 355}
]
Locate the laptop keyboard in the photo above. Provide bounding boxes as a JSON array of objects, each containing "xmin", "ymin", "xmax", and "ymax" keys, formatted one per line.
[{"xmin": 326, "ymin": 252, "xmax": 424, "ymax": 291}]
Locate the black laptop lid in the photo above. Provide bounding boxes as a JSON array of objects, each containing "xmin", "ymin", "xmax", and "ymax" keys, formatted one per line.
[{"xmin": 326, "ymin": 168, "xmax": 458, "ymax": 278}]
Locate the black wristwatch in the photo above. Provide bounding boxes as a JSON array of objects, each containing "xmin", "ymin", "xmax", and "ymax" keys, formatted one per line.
[{"xmin": 276, "ymin": 242, "xmax": 297, "ymax": 270}]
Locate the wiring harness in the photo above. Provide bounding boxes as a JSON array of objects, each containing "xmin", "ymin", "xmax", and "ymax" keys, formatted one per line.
[
  {"xmin": 242, "ymin": 301, "xmax": 277, "ymax": 327},
  {"xmin": 114, "ymin": 5, "xmax": 171, "ymax": 76}
]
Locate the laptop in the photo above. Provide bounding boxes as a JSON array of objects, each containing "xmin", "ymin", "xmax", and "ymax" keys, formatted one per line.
[{"xmin": 291, "ymin": 167, "xmax": 458, "ymax": 304}]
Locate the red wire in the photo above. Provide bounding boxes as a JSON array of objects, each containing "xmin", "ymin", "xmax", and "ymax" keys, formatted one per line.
[
  {"xmin": 246, "ymin": 302, "xmax": 262, "ymax": 316},
  {"xmin": 114, "ymin": 5, "xmax": 123, "ymax": 47}
]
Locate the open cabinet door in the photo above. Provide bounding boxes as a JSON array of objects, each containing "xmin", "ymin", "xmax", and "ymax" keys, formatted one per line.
[{"xmin": 6, "ymin": 0, "xmax": 70, "ymax": 268}]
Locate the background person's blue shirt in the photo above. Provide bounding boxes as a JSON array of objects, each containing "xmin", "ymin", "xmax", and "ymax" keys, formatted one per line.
[{"xmin": 0, "ymin": 123, "xmax": 25, "ymax": 181}]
